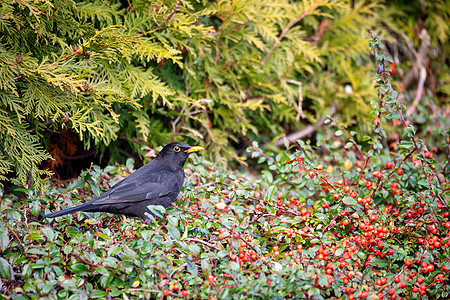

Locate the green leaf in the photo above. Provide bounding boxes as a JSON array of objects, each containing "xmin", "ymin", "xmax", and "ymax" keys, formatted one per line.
[
  {"xmin": 229, "ymin": 261, "xmax": 240, "ymax": 272},
  {"xmin": 262, "ymin": 170, "xmax": 273, "ymax": 184},
  {"xmin": 406, "ymin": 126, "xmax": 416, "ymax": 137},
  {"xmin": 187, "ymin": 260, "xmax": 198, "ymax": 276},
  {"xmin": 148, "ymin": 205, "xmax": 166, "ymax": 218},
  {"xmin": 166, "ymin": 225, "xmax": 180, "ymax": 240},
  {"xmin": 70, "ymin": 263, "xmax": 89, "ymax": 275},
  {"xmin": 187, "ymin": 244, "xmax": 201, "ymax": 254},
  {"xmin": 345, "ymin": 142, "xmax": 353, "ymax": 149},
  {"xmin": 418, "ymin": 179, "xmax": 429, "ymax": 186},
  {"xmin": 103, "ymin": 257, "xmax": 119, "ymax": 268},
  {"xmin": 315, "ymin": 213, "xmax": 329, "ymax": 222},
  {"xmin": 335, "ymin": 247, "xmax": 344, "ymax": 257},
  {"xmin": 342, "ymin": 197, "xmax": 357, "ymax": 206},
  {"xmin": 398, "ymin": 140, "xmax": 413, "ymax": 149},
  {"xmin": 100, "ymin": 270, "xmax": 115, "ymax": 288},
  {"xmin": 201, "ymin": 259, "xmax": 211, "ymax": 274},
  {"xmin": 63, "ymin": 245, "xmax": 73, "ymax": 255},
  {"xmin": 27, "ymin": 248, "xmax": 47, "ymax": 255},
  {"xmin": 217, "ymin": 250, "xmax": 228, "ymax": 258},
  {"xmin": 0, "ymin": 231, "xmax": 9, "ymax": 251},
  {"xmin": 167, "ymin": 215, "xmax": 178, "ymax": 227},
  {"xmin": 264, "ymin": 186, "xmax": 276, "ymax": 201},
  {"xmin": 41, "ymin": 226, "xmax": 56, "ymax": 242},
  {"xmin": 369, "ymin": 257, "xmax": 388, "ymax": 268},
  {"xmin": 0, "ymin": 257, "xmax": 11, "ymax": 279},
  {"xmin": 125, "ymin": 158, "xmax": 134, "ymax": 171}
]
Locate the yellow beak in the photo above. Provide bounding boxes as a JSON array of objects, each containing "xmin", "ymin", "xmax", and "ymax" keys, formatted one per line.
[{"xmin": 185, "ymin": 146, "xmax": 204, "ymax": 153}]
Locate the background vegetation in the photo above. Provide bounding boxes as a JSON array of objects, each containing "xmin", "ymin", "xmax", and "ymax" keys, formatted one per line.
[
  {"xmin": 0, "ymin": 0, "xmax": 449, "ymax": 299},
  {"xmin": 0, "ymin": 0, "xmax": 447, "ymax": 188}
]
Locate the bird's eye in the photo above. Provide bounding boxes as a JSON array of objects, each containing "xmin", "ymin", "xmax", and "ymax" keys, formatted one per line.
[{"xmin": 173, "ymin": 146, "xmax": 181, "ymax": 152}]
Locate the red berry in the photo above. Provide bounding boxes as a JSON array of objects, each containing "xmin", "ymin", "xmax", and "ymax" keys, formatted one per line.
[
  {"xmin": 333, "ymin": 193, "xmax": 340, "ymax": 201},
  {"xmin": 397, "ymin": 168, "xmax": 404, "ymax": 175},
  {"xmin": 435, "ymin": 274, "xmax": 444, "ymax": 282},
  {"xmin": 163, "ymin": 289, "xmax": 170, "ymax": 296},
  {"xmin": 182, "ymin": 290, "xmax": 189, "ymax": 296},
  {"xmin": 308, "ymin": 170, "xmax": 315, "ymax": 178}
]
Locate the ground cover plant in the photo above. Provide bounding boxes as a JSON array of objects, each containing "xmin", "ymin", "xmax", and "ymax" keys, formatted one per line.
[{"xmin": 1, "ymin": 32, "xmax": 449, "ymax": 299}]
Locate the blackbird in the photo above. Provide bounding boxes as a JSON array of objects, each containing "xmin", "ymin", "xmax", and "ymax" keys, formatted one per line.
[{"xmin": 45, "ymin": 142, "xmax": 203, "ymax": 224}]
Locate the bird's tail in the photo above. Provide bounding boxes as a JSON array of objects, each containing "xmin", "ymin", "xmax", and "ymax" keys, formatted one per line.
[{"xmin": 44, "ymin": 202, "xmax": 92, "ymax": 218}]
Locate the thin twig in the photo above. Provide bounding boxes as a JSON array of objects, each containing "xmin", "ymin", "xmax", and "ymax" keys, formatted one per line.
[
  {"xmin": 183, "ymin": 238, "xmax": 221, "ymax": 250},
  {"xmin": 273, "ymin": 106, "xmax": 337, "ymax": 147},
  {"xmin": 251, "ymin": 147, "xmax": 271, "ymax": 160},
  {"xmin": 261, "ymin": 2, "xmax": 321, "ymax": 66},
  {"xmin": 169, "ymin": 262, "xmax": 187, "ymax": 279},
  {"xmin": 406, "ymin": 66, "xmax": 426, "ymax": 117},
  {"xmin": 7, "ymin": 224, "xmax": 24, "ymax": 249},
  {"xmin": 160, "ymin": 0, "xmax": 182, "ymax": 27}
]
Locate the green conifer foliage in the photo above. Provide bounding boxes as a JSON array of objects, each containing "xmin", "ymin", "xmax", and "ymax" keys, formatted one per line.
[{"xmin": 1, "ymin": 0, "xmax": 448, "ymax": 188}]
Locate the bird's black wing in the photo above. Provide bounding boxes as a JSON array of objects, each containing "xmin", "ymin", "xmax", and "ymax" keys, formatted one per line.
[{"xmin": 93, "ymin": 171, "xmax": 181, "ymax": 205}]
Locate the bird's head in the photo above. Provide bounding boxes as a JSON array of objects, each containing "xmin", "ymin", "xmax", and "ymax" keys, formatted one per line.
[{"xmin": 156, "ymin": 142, "xmax": 203, "ymax": 168}]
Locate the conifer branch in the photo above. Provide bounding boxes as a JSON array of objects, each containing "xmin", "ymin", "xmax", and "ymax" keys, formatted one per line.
[
  {"xmin": 261, "ymin": 1, "xmax": 321, "ymax": 66},
  {"xmin": 160, "ymin": 0, "xmax": 182, "ymax": 26}
]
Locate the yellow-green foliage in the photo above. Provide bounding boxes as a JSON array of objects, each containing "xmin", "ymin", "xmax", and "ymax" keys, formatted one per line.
[{"xmin": 0, "ymin": 0, "xmax": 448, "ymax": 188}]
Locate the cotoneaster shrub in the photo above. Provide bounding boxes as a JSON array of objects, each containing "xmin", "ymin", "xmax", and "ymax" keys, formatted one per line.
[{"xmin": 0, "ymin": 33, "xmax": 449, "ymax": 300}]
